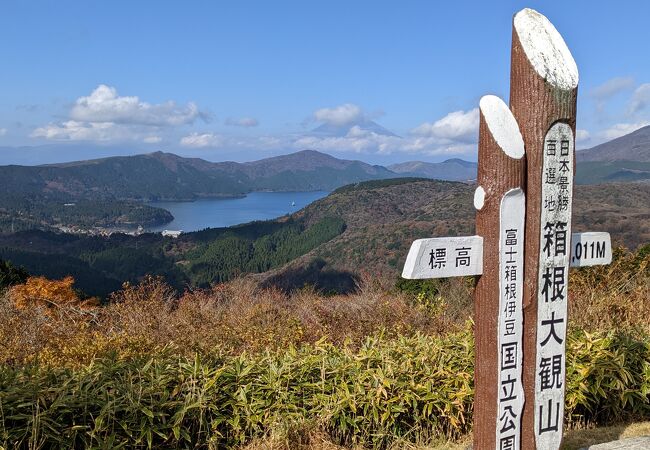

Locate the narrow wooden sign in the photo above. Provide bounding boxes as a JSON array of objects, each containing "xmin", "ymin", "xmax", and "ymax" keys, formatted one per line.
[
  {"xmin": 401, "ymin": 236, "xmax": 483, "ymax": 279},
  {"xmin": 496, "ymin": 188, "xmax": 526, "ymax": 449},
  {"xmin": 534, "ymin": 122, "xmax": 574, "ymax": 449},
  {"xmin": 509, "ymin": 8, "xmax": 579, "ymax": 449}
]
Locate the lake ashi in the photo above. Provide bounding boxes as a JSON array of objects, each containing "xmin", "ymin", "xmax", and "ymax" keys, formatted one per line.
[{"xmin": 147, "ymin": 191, "xmax": 329, "ymax": 232}]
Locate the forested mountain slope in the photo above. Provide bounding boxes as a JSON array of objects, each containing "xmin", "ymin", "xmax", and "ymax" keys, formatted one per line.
[{"xmin": 1, "ymin": 178, "xmax": 647, "ymax": 297}]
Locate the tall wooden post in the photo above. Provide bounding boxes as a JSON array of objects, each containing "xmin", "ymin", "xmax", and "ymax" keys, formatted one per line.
[
  {"xmin": 473, "ymin": 95, "xmax": 526, "ymax": 449},
  {"xmin": 509, "ymin": 8, "xmax": 578, "ymax": 449}
]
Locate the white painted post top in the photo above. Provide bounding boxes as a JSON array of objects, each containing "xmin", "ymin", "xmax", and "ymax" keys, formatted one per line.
[
  {"xmin": 514, "ymin": 8, "xmax": 578, "ymax": 90},
  {"xmin": 479, "ymin": 95, "xmax": 525, "ymax": 159}
]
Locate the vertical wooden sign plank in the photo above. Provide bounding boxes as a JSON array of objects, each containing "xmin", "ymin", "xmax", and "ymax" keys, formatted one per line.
[
  {"xmin": 509, "ymin": 8, "xmax": 578, "ymax": 450},
  {"xmin": 496, "ymin": 187, "xmax": 525, "ymax": 449},
  {"xmin": 473, "ymin": 95, "xmax": 526, "ymax": 449},
  {"xmin": 534, "ymin": 123, "xmax": 574, "ymax": 449}
]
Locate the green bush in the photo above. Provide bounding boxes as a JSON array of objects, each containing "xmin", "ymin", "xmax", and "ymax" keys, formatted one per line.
[{"xmin": 1, "ymin": 328, "xmax": 648, "ymax": 449}]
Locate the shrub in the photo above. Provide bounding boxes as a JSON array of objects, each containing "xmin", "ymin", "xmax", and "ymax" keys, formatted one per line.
[{"xmin": 0, "ymin": 329, "xmax": 648, "ymax": 449}]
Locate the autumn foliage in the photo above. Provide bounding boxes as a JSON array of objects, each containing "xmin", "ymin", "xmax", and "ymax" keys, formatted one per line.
[
  {"xmin": 8, "ymin": 275, "xmax": 99, "ymax": 312},
  {"xmin": 0, "ymin": 247, "xmax": 648, "ymax": 448}
]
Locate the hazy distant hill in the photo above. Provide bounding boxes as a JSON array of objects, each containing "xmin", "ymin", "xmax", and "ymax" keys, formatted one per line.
[
  {"xmin": 575, "ymin": 161, "xmax": 650, "ymax": 184},
  {"xmin": 578, "ymin": 125, "xmax": 650, "ymax": 162},
  {"xmin": 388, "ymin": 159, "xmax": 477, "ymax": 181},
  {"xmin": 0, "ymin": 150, "xmax": 396, "ymax": 202}
]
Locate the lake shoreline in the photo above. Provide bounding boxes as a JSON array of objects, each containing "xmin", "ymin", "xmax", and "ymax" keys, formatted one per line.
[{"xmin": 146, "ymin": 191, "xmax": 330, "ymax": 233}]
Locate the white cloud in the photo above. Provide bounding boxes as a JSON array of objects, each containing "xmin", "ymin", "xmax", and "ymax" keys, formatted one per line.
[
  {"xmin": 314, "ymin": 103, "xmax": 364, "ymax": 127},
  {"xmin": 0, "ymin": 128, "xmax": 7, "ymax": 137},
  {"xmin": 627, "ymin": 83, "xmax": 650, "ymax": 115},
  {"xmin": 575, "ymin": 129, "xmax": 590, "ymax": 143},
  {"xmin": 292, "ymin": 123, "xmax": 476, "ymax": 157},
  {"xmin": 32, "ymin": 121, "xmax": 124, "ymax": 141},
  {"xmin": 31, "ymin": 85, "xmax": 210, "ymax": 143},
  {"xmin": 225, "ymin": 117, "xmax": 259, "ymax": 127},
  {"xmin": 411, "ymin": 108, "xmax": 479, "ymax": 141},
  {"xmin": 70, "ymin": 84, "xmax": 204, "ymax": 126},
  {"xmin": 143, "ymin": 136, "xmax": 162, "ymax": 144},
  {"xmin": 283, "ymin": 107, "xmax": 482, "ymax": 157},
  {"xmin": 31, "ymin": 121, "xmax": 166, "ymax": 143},
  {"xmin": 591, "ymin": 77, "xmax": 634, "ymax": 101},
  {"xmin": 599, "ymin": 121, "xmax": 650, "ymax": 140},
  {"xmin": 180, "ymin": 132, "xmax": 223, "ymax": 148}
]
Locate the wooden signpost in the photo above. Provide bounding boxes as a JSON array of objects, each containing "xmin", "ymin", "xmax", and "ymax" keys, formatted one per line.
[{"xmin": 401, "ymin": 7, "xmax": 613, "ymax": 450}]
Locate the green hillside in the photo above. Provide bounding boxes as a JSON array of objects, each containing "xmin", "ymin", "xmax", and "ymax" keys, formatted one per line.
[
  {"xmin": 576, "ymin": 161, "xmax": 650, "ymax": 184},
  {"xmin": 0, "ymin": 178, "xmax": 648, "ymax": 297}
]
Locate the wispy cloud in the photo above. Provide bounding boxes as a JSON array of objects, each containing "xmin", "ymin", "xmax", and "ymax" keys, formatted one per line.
[
  {"xmin": 180, "ymin": 132, "xmax": 223, "ymax": 148},
  {"xmin": 575, "ymin": 128, "xmax": 591, "ymax": 144},
  {"xmin": 143, "ymin": 136, "xmax": 162, "ymax": 144},
  {"xmin": 598, "ymin": 121, "xmax": 650, "ymax": 140},
  {"xmin": 33, "ymin": 121, "xmax": 122, "ymax": 141},
  {"xmin": 291, "ymin": 107, "xmax": 480, "ymax": 157},
  {"xmin": 627, "ymin": 83, "xmax": 650, "ymax": 115},
  {"xmin": 410, "ymin": 108, "xmax": 479, "ymax": 142},
  {"xmin": 591, "ymin": 76, "xmax": 635, "ymax": 101},
  {"xmin": 225, "ymin": 117, "xmax": 259, "ymax": 127}
]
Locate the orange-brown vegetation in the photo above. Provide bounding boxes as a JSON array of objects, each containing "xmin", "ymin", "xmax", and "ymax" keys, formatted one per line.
[
  {"xmin": 8, "ymin": 275, "xmax": 99, "ymax": 313},
  {"xmin": 0, "ymin": 246, "xmax": 648, "ymax": 449},
  {"xmin": 1, "ymin": 246, "xmax": 647, "ymax": 369}
]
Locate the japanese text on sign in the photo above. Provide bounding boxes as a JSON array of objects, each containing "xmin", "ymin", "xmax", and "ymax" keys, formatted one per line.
[
  {"xmin": 496, "ymin": 189, "xmax": 526, "ymax": 449},
  {"xmin": 402, "ymin": 236, "xmax": 483, "ymax": 279},
  {"xmin": 534, "ymin": 122, "xmax": 574, "ymax": 450}
]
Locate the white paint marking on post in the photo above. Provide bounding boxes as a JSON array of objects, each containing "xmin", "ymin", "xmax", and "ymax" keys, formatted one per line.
[
  {"xmin": 479, "ymin": 95, "xmax": 525, "ymax": 159},
  {"xmin": 401, "ymin": 236, "xmax": 483, "ymax": 279},
  {"xmin": 570, "ymin": 232, "xmax": 612, "ymax": 267},
  {"xmin": 496, "ymin": 188, "xmax": 526, "ymax": 449},
  {"xmin": 474, "ymin": 186, "xmax": 486, "ymax": 211},
  {"xmin": 534, "ymin": 122, "xmax": 574, "ymax": 450}
]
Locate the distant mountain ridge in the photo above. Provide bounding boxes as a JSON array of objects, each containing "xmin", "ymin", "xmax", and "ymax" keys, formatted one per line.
[
  {"xmin": 578, "ymin": 125, "xmax": 650, "ymax": 162},
  {"xmin": 388, "ymin": 159, "xmax": 477, "ymax": 181},
  {"xmin": 3, "ymin": 119, "xmax": 650, "ymax": 208},
  {"xmin": 0, "ymin": 150, "xmax": 397, "ymax": 202}
]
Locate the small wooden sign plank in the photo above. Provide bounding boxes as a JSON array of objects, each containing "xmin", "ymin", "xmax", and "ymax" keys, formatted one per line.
[
  {"xmin": 403, "ymin": 232, "xmax": 611, "ymax": 280},
  {"xmin": 570, "ymin": 232, "xmax": 612, "ymax": 267},
  {"xmin": 401, "ymin": 236, "xmax": 483, "ymax": 279}
]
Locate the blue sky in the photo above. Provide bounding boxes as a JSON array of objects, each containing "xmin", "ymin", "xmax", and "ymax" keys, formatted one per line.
[{"xmin": 1, "ymin": 0, "xmax": 650, "ymax": 165}]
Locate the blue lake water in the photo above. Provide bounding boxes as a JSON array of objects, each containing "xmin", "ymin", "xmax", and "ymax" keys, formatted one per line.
[{"xmin": 147, "ymin": 191, "xmax": 329, "ymax": 232}]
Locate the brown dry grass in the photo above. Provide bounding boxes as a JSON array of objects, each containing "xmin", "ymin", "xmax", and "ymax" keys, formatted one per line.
[
  {"xmin": 0, "ymin": 246, "xmax": 647, "ymax": 369},
  {"xmin": 0, "ymin": 273, "xmax": 473, "ymax": 367},
  {"xmin": 569, "ymin": 246, "xmax": 650, "ymax": 335},
  {"xmin": 562, "ymin": 421, "xmax": 650, "ymax": 449},
  {"xmin": 240, "ymin": 430, "xmax": 472, "ymax": 450}
]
